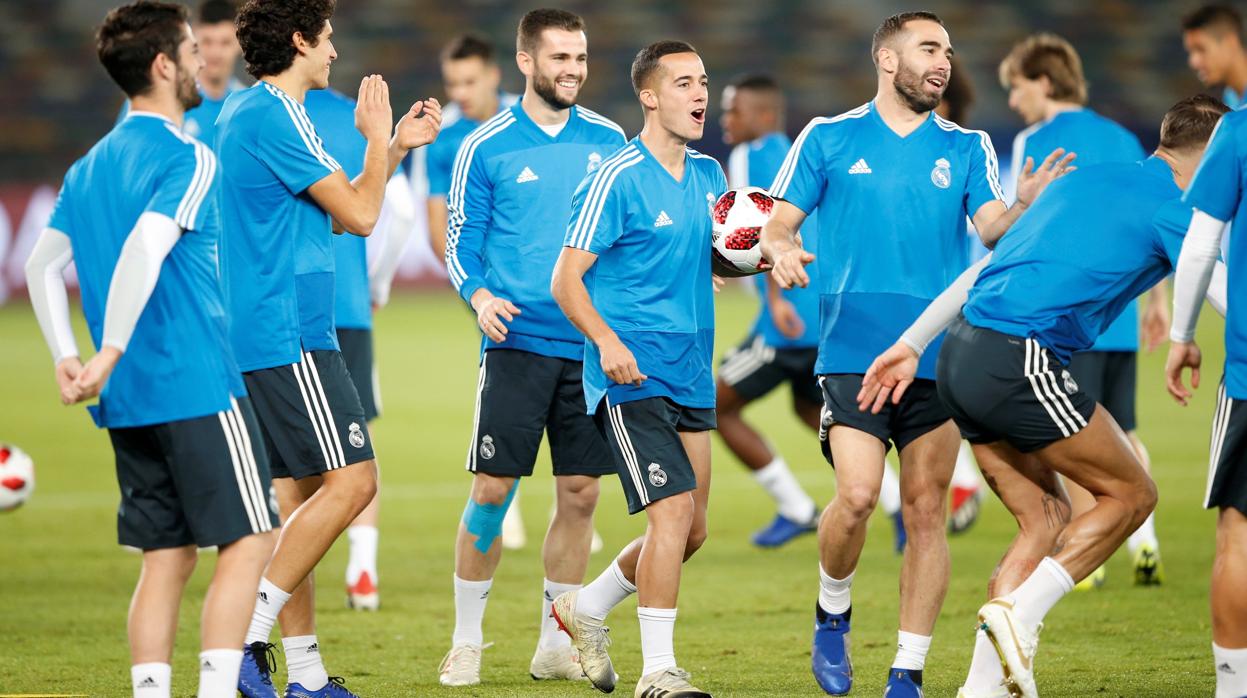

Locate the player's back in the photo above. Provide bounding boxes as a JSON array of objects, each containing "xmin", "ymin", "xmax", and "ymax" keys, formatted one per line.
[
  {"xmin": 52, "ymin": 113, "xmax": 243, "ymax": 427},
  {"xmin": 965, "ymin": 157, "xmax": 1188, "ymax": 362}
]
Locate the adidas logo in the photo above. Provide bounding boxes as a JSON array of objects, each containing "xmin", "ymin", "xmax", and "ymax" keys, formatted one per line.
[
  {"xmin": 848, "ymin": 158, "xmax": 872, "ymax": 174},
  {"xmin": 544, "ymin": 590, "xmax": 555, "ymax": 602},
  {"xmin": 306, "ymin": 643, "xmax": 319, "ymax": 654},
  {"xmin": 201, "ymin": 659, "xmax": 215, "ymax": 671},
  {"xmin": 1219, "ymin": 662, "xmax": 1236, "ymax": 674},
  {"xmin": 137, "ymin": 676, "xmax": 159, "ymax": 688},
  {"xmin": 654, "ymin": 211, "xmax": 674, "ymax": 227},
  {"xmin": 516, "ymin": 166, "xmax": 539, "ymax": 183},
  {"xmin": 257, "ymin": 591, "xmax": 268, "ymax": 603}
]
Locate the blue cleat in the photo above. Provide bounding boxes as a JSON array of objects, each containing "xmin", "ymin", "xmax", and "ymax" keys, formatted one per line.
[
  {"xmin": 884, "ymin": 667, "xmax": 924, "ymax": 697},
  {"xmin": 753, "ymin": 511, "xmax": 819, "ymax": 548},
  {"xmin": 812, "ymin": 604, "xmax": 852, "ymax": 695},
  {"xmin": 285, "ymin": 676, "xmax": 359, "ymax": 698},
  {"xmin": 891, "ymin": 511, "xmax": 907, "ymax": 554},
  {"xmin": 239, "ymin": 641, "xmax": 279, "ymax": 698}
]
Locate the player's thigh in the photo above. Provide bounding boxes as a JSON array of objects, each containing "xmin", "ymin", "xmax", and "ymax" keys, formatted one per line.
[
  {"xmin": 549, "ymin": 357, "xmax": 616, "ymax": 479},
  {"xmin": 896, "ymin": 418, "xmax": 960, "ymax": 498},
  {"xmin": 1206, "ymin": 380, "xmax": 1247, "ymax": 515},
  {"xmin": 598, "ymin": 397, "xmax": 699, "ymax": 516},
  {"xmin": 818, "ymin": 373, "xmax": 891, "ymax": 478},
  {"xmin": 109, "ymin": 424, "xmax": 195, "ymax": 550},
  {"xmin": 972, "ymin": 440, "xmax": 1068, "ymax": 531},
  {"xmin": 676, "ymin": 408, "xmax": 716, "ymax": 511},
  {"xmin": 1035, "ymin": 405, "xmax": 1151, "ymax": 502},
  {"xmin": 465, "ymin": 349, "xmax": 559, "ymax": 478},
  {"xmin": 718, "ymin": 335, "xmax": 787, "ymax": 405}
]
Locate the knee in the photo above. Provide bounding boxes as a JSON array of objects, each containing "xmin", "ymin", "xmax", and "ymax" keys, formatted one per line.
[
  {"xmin": 1129, "ymin": 478, "xmax": 1158, "ymax": 528},
  {"xmin": 901, "ymin": 488, "xmax": 946, "ymax": 529},
  {"xmin": 471, "ymin": 474, "xmax": 516, "ymax": 507},
  {"xmin": 557, "ymin": 477, "xmax": 600, "ymax": 519},
  {"xmin": 684, "ymin": 522, "xmax": 709, "ymax": 560},
  {"xmin": 147, "ymin": 547, "xmax": 198, "ymax": 582},
  {"xmin": 345, "ymin": 465, "xmax": 378, "ymax": 508},
  {"xmin": 836, "ymin": 484, "xmax": 879, "ymax": 523}
]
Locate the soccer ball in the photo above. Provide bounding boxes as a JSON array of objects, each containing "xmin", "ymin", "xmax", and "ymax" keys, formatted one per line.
[
  {"xmin": 711, "ymin": 186, "xmax": 773, "ymax": 277},
  {"xmin": 0, "ymin": 444, "xmax": 34, "ymax": 512}
]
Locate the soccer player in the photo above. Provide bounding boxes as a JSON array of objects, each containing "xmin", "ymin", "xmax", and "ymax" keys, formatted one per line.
[
  {"xmin": 715, "ymin": 73, "xmax": 822, "ymax": 548},
  {"xmin": 25, "ymin": 3, "xmax": 277, "ymax": 696},
  {"xmin": 217, "ymin": 1, "xmax": 440, "ymax": 696},
  {"xmin": 761, "ymin": 12, "xmax": 1072, "ymax": 696},
  {"xmin": 1000, "ymin": 32, "xmax": 1169, "ymax": 587},
  {"xmin": 1166, "ymin": 105, "xmax": 1247, "ymax": 698},
  {"xmin": 438, "ymin": 9, "xmax": 625, "ymax": 687},
  {"xmin": 859, "ymin": 95, "xmax": 1228, "ymax": 698},
  {"xmin": 1183, "ymin": 5, "xmax": 1247, "ymax": 110},
  {"xmin": 550, "ymin": 39, "xmax": 725, "ymax": 698}
]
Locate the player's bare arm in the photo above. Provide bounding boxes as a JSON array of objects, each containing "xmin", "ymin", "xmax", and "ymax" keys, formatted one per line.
[
  {"xmin": 973, "ymin": 147, "xmax": 1077, "ymax": 247},
  {"xmin": 759, "ymin": 200, "xmax": 813, "ymax": 289},
  {"xmin": 551, "ymin": 246, "xmax": 646, "ymax": 386}
]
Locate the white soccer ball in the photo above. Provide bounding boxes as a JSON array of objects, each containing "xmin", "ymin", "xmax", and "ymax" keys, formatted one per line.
[
  {"xmin": 0, "ymin": 444, "xmax": 34, "ymax": 512},
  {"xmin": 711, "ymin": 186, "xmax": 774, "ymax": 276}
]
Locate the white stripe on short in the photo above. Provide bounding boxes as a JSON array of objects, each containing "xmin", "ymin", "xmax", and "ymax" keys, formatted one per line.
[
  {"xmin": 303, "ymin": 352, "xmax": 347, "ymax": 469},
  {"xmin": 218, "ymin": 405, "xmax": 263, "ymax": 533},
  {"xmin": 608, "ymin": 401, "xmax": 649, "ymax": 507},
  {"xmin": 465, "ymin": 353, "xmax": 489, "ymax": 472},
  {"xmin": 228, "ymin": 398, "xmax": 272, "ymax": 530},
  {"xmin": 1207, "ymin": 380, "xmax": 1234, "ymax": 507},
  {"xmin": 1023, "ymin": 339, "xmax": 1075, "ymax": 437},
  {"xmin": 719, "ymin": 336, "xmax": 776, "ymax": 386},
  {"xmin": 291, "ymin": 355, "xmax": 338, "ymax": 470}
]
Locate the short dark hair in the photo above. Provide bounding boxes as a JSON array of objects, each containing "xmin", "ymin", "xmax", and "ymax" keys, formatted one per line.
[
  {"xmin": 941, "ymin": 55, "xmax": 975, "ymax": 124},
  {"xmin": 1183, "ymin": 4, "xmax": 1244, "ymax": 41},
  {"xmin": 516, "ymin": 8, "xmax": 584, "ymax": 55},
  {"xmin": 872, "ymin": 11, "xmax": 943, "ymax": 66},
  {"xmin": 197, "ymin": 0, "xmax": 235, "ymax": 25},
  {"xmin": 1160, "ymin": 94, "xmax": 1230, "ymax": 151},
  {"xmin": 97, "ymin": 0, "xmax": 190, "ymax": 98},
  {"xmin": 631, "ymin": 40, "xmax": 699, "ymax": 95},
  {"xmin": 236, "ymin": 0, "xmax": 335, "ymax": 79},
  {"xmin": 441, "ymin": 34, "xmax": 495, "ymax": 64},
  {"xmin": 729, "ymin": 73, "xmax": 780, "ymax": 93},
  {"xmin": 998, "ymin": 33, "xmax": 1087, "ymax": 105}
]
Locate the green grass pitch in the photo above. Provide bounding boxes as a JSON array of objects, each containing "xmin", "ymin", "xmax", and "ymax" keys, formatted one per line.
[{"xmin": 0, "ymin": 288, "xmax": 1228, "ymax": 696}]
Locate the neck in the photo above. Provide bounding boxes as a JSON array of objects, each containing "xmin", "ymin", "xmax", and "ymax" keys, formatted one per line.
[
  {"xmin": 1225, "ymin": 53, "xmax": 1247, "ymax": 95},
  {"xmin": 1154, "ymin": 147, "xmax": 1198, "ymax": 189},
  {"xmin": 873, "ymin": 82, "xmax": 930, "ymax": 135},
  {"xmin": 129, "ymin": 92, "xmax": 185, "ymax": 126},
  {"xmin": 521, "ymin": 87, "xmax": 570, "ymax": 126},
  {"xmin": 467, "ymin": 92, "xmax": 501, "ymax": 122},
  {"xmin": 1041, "ymin": 101, "xmax": 1082, "ymax": 123},
  {"xmin": 200, "ymin": 73, "xmax": 231, "ymax": 100},
  {"xmin": 640, "ymin": 120, "xmax": 688, "ymax": 177},
  {"xmin": 262, "ymin": 69, "xmax": 312, "ymax": 102}
]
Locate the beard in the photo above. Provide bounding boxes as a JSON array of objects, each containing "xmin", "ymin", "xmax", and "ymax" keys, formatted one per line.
[
  {"xmin": 176, "ymin": 64, "xmax": 203, "ymax": 111},
  {"xmin": 893, "ymin": 59, "xmax": 943, "ymax": 114},
  {"xmin": 533, "ymin": 70, "xmax": 577, "ymax": 110}
]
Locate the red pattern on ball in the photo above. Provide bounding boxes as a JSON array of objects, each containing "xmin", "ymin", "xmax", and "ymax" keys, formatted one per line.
[
  {"xmin": 712, "ymin": 191, "xmax": 736, "ymax": 225},
  {"xmin": 725, "ymin": 227, "xmax": 761, "ymax": 250},
  {"xmin": 746, "ymin": 191, "xmax": 774, "ymax": 215}
]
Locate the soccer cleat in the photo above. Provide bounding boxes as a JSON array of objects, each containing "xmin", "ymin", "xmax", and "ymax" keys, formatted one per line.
[
  {"xmin": 956, "ymin": 683, "xmax": 1011, "ymax": 698},
  {"xmin": 1073, "ymin": 565, "xmax": 1106, "ymax": 591},
  {"xmin": 239, "ymin": 641, "xmax": 279, "ymax": 698},
  {"xmin": 949, "ymin": 485, "xmax": 983, "ymax": 534},
  {"xmin": 551, "ymin": 590, "xmax": 617, "ymax": 693},
  {"xmin": 346, "ymin": 570, "xmax": 379, "ymax": 611},
  {"xmin": 530, "ymin": 646, "xmax": 588, "ymax": 680},
  {"xmin": 632, "ymin": 667, "xmax": 711, "ymax": 698},
  {"xmin": 438, "ymin": 643, "xmax": 483, "ymax": 687},
  {"xmin": 892, "ymin": 510, "xmax": 907, "ymax": 554},
  {"xmin": 1132, "ymin": 544, "xmax": 1165, "ymax": 586},
  {"xmin": 751, "ymin": 511, "xmax": 819, "ymax": 548},
  {"xmin": 977, "ymin": 599, "xmax": 1040, "ymax": 698},
  {"xmin": 884, "ymin": 667, "xmax": 924, "ymax": 697},
  {"xmin": 284, "ymin": 676, "xmax": 359, "ymax": 698},
  {"xmin": 811, "ymin": 604, "xmax": 852, "ymax": 695},
  {"xmin": 502, "ymin": 499, "xmax": 526, "ymax": 549}
]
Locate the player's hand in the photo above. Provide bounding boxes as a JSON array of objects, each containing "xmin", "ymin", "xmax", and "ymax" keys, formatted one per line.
[
  {"xmin": 72, "ymin": 347, "xmax": 122, "ymax": 404},
  {"xmin": 712, "ymin": 274, "xmax": 726, "ymax": 293},
  {"xmin": 1165, "ymin": 340, "xmax": 1202, "ymax": 406},
  {"xmin": 1016, "ymin": 147, "xmax": 1077, "ymax": 207},
  {"xmin": 472, "ymin": 290, "xmax": 520, "ymax": 343},
  {"xmin": 599, "ymin": 336, "xmax": 647, "ymax": 386},
  {"xmin": 354, "ymin": 75, "xmax": 394, "ymax": 144},
  {"xmin": 770, "ymin": 297, "xmax": 805, "ymax": 339},
  {"xmin": 768, "ymin": 246, "xmax": 815, "ymax": 289},
  {"xmin": 857, "ymin": 341, "xmax": 919, "ymax": 414},
  {"xmin": 393, "ymin": 97, "xmax": 442, "ymax": 150},
  {"xmin": 54, "ymin": 356, "xmax": 84, "ymax": 405},
  {"xmin": 1141, "ymin": 298, "xmax": 1171, "ymax": 353}
]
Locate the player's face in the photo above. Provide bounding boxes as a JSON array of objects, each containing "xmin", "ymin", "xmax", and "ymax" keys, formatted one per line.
[
  {"xmin": 175, "ymin": 23, "xmax": 204, "ymax": 111},
  {"xmin": 303, "ymin": 21, "xmax": 337, "ymax": 89},
  {"xmin": 719, "ymin": 86, "xmax": 767, "ymax": 145},
  {"xmin": 1007, "ymin": 74, "xmax": 1048, "ymax": 125},
  {"xmin": 890, "ymin": 20, "xmax": 952, "ymax": 114},
  {"xmin": 1185, "ymin": 29, "xmax": 1231, "ymax": 86},
  {"xmin": 195, "ymin": 20, "xmax": 239, "ymax": 85},
  {"xmin": 529, "ymin": 29, "xmax": 587, "ymax": 110},
  {"xmin": 441, "ymin": 57, "xmax": 501, "ymax": 122},
  {"xmin": 653, "ymin": 53, "xmax": 708, "ymax": 143}
]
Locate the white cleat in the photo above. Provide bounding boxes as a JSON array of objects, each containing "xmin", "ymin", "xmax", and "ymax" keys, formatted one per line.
[
  {"xmin": 551, "ymin": 590, "xmax": 617, "ymax": 693},
  {"xmin": 633, "ymin": 667, "xmax": 712, "ymax": 698},
  {"xmin": 502, "ymin": 499, "xmax": 526, "ymax": 549},
  {"xmin": 977, "ymin": 599, "xmax": 1040, "ymax": 698},
  {"xmin": 530, "ymin": 646, "xmax": 588, "ymax": 681},
  {"xmin": 438, "ymin": 643, "xmax": 482, "ymax": 687},
  {"xmin": 957, "ymin": 682, "xmax": 1012, "ymax": 698}
]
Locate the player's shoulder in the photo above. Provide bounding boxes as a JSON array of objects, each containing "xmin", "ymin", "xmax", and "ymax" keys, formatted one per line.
[
  {"xmin": 457, "ymin": 106, "xmax": 520, "ymax": 159},
  {"xmin": 685, "ymin": 147, "xmax": 724, "ymax": 177},
  {"xmin": 574, "ymin": 106, "xmax": 628, "ymax": 143},
  {"xmin": 1218, "ymin": 106, "xmax": 1247, "ymax": 135},
  {"xmin": 798, "ymin": 103, "xmax": 872, "ymax": 138},
  {"xmin": 128, "ymin": 116, "xmax": 215, "ymax": 171},
  {"xmin": 579, "ymin": 142, "xmax": 645, "ymax": 192},
  {"xmin": 932, "ymin": 113, "xmax": 993, "ymax": 146},
  {"xmin": 304, "ymin": 87, "xmax": 355, "ymax": 115}
]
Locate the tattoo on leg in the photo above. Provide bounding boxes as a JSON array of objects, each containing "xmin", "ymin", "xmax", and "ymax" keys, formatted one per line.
[{"xmin": 1041, "ymin": 493, "xmax": 1071, "ymax": 530}]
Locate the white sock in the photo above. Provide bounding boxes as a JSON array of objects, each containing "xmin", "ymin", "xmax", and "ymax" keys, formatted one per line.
[
  {"xmin": 283, "ymin": 634, "xmax": 328, "ymax": 691},
  {"xmin": 577, "ymin": 558, "xmax": 637, "ymax": 621},
  {"xmin": 879, "ymin": 463, "xmax": 901, "ymax": 516},
  {"xmin": 951, "ymin": 442, "xmax": 981, "ymax": 489},
  {"xmin": 753, "ymin": 456, "xmax": 818, "ymax": 522},
  {"xmin": 244, "ymin": 578, "xmax": 291, "ymax": 644},
  {"xmin": 1004, "ymin": 557, "xmax": 1075, "ymax": 629},
  {"xmin": 1127, "ymin": 512, "xmax": 1159, "ymax": 555},
  {"xmin": 197, "ymin": 648, "xmax": 242, "ymax": 698},
  {"xmin": 132, "ymin": 662, "xmax": 171, "ymax": 698},
  {"xmin": 893, "ymin": 631, "xmax": 932, "ymax": 671},
  {"xmin": 1214, "ymin": 643, "xmax": 1247, "ymax": 698},
  {"xmin": 452, "ymin": 575, "xmax": 492, "ymax": 647},
  {"xmin": 818, "ymin": 565, "xmax": 854, "ymax": 615},
  {"xmin": 346, "ymin": 525, "xmax": 379, "ymax": 584},
  {"xmin": 540, "ymin": 579, "xmax": 580, "ymax": 650},
  {"xmin": 638, "ymin": 606, "xmax": 678, "ymax": 676},
  {"xmin": 962, "ymin": 628, "xmax": 1005, "ymax": 692}
]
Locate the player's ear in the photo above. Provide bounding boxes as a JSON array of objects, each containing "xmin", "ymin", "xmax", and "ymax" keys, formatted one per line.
[
  {"xmin": 292, "ymin": 30, "xmax": 309, "ymax": 57},
  {"xmin": 638, "ymin": 86, "xmax": 658, "ymax": 111},
  {"xmin": 516, "ymin": 51, "xmax": 533, "ymax": 78},
  {"xmin": 877, "ymin": 46, "xmax": 897, "ymax": 74},
  {"xmin": 151, "ymin": 51, "xmax": 175, "ymax": 85}
]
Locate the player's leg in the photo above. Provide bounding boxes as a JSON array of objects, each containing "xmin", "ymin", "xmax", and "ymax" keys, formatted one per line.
[
  {"xmin": 269, "ymin": 476, "xmax": 332, "ymax": 695},
  {"xmin": 949, "ymin": 441, "xmax": 985, "ymax": 535},
  {"xmin": 130, "ymin": 546, "xmax": 198, "ymax": 698},
  {"xmin": 339, "ymin": 327, "xmax": 383, "ymax": 610},
  {"xmin": 1204, "ymin": 381, "xmax": 1247, "ymax": 697},
  {"xmin": 1064, "ymin": 352, "xmax": 1109, "ymax": 590},
  {"xmin": 880, "ymin": 457, "xmax": 906, "ymax": 554}
]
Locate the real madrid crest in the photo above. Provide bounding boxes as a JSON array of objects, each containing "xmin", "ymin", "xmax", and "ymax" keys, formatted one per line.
[
  {"xmin": 647, "ymin": 462, "xmax": 668, "ymax": 487},
  {"xmin": 479, "ymin": 434, "xmax": 496, "ymax": 460},
  {"xmin": 931, "ymin": 157, "xmax": 952, "ymax": 189},
  {"xmin": 1061, "ymin": 370, "xmax": 1079, "ymax": 395},
  {"xmin": 587, "ymin": 152, "xmax": 602, "ymax": 174},
  {"xmin": 348, "ymin": 422, "xmax": 366, "ymax": 448}
]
